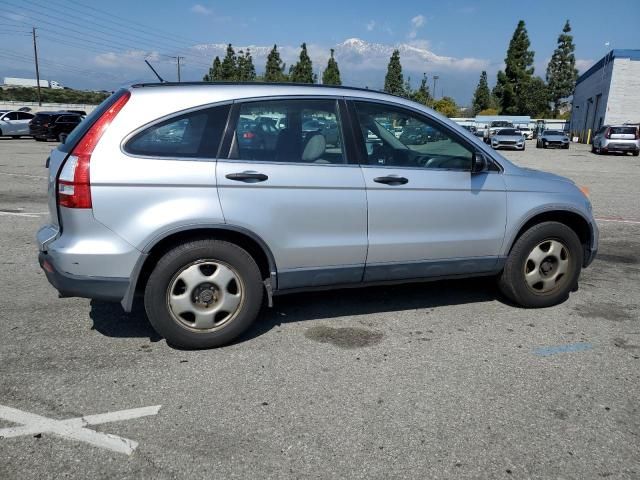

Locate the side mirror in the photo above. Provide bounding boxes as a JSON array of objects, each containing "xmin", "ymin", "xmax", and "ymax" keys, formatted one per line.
[{"xmin": 472, "ymin": 151, "xmax": 487, "ymax": 173}]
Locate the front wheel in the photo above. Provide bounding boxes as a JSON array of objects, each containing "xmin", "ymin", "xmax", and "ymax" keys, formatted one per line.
[
  {"xmin": 498, "ymin": 221, "xmax": 582, "ymax": 308},
  {"xmin": 144, "ymin": 239, "xmax": 264, "ymax": 348}
]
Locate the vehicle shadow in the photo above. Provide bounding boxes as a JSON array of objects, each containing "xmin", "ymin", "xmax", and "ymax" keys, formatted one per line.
[{"xmin": 89, "ymin": 277, "xmax": 507, "ymax": 345}]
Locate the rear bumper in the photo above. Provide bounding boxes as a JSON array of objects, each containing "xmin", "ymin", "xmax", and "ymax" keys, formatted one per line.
[{"xmin": 38, "ymin": 252, "xmax": 129, "ymax": 302}]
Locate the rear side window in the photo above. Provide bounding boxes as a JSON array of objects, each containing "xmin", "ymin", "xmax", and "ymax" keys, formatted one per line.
[
  {"xmin": 125, "ymin": 104, "xmax": 230, "ymax": 159},
  {"xmin": 228, "ymin": 99, "xmax": 346, "ymax": 164},
  {"xmin": 18, "ymin": 112, "xmax": 34, "ymax": 120}
]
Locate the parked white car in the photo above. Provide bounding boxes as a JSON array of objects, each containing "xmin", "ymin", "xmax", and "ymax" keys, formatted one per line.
[
  {"xmin": 0, "ymin": 111, "xmax": 35, "ymax": 138},
  {"xmin": 518, "ymin": 126, "xmax": 533, "ymax": 140}
]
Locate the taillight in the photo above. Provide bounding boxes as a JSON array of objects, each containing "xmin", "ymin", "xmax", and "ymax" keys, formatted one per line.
[
  {"xmin": 243, "ymin": 131, "xmax": 256, "ymax": 139},
  {"xmin": 57, "ymin": 91, "xmax": 130, "ymax": 209},
  {"xmin": 605, "ymin": 128, "xmax": 611, "ymax": 139}
]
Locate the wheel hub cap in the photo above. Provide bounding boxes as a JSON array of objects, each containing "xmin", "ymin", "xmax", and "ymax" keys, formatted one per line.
[
  {"xmin": 167, "ymin": 261, "xmax": 243, "ymax": 331},
  {"xmin": 524, "ymin": 240, "xmax": 570, "ymax": 294}
]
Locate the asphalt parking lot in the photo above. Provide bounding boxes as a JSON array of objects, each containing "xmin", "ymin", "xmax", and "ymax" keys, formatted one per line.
[{"xmin": 1, "ymin": 138, "xmax": 639, "ymax": 479}]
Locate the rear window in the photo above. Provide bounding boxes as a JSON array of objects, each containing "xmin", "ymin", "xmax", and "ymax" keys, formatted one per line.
[
  {"xmin": 58, "ymin": 89, "xmax": 128, "ymax": 153},
  {"xmin": 610, "ymin": 126, "xmax": 637, "ymax": 135},
  {"xmin": 125, "ymin": 104, "xmax": 230, "ymax": 159}
]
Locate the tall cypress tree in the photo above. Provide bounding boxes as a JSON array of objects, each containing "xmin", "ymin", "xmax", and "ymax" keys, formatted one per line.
[
  {"xmin": 384, "ymin": 49, "xmax": 404, "ymax": 96},
  {"xmin": 546, "ymin": 20, "xmax": 578, "ymax": 118},
  {"xmin": 322, "ymin": 49, "xmax": 341, "ymax": 85},
  {"xmin": 494, "ymin": 20, "xmax": 535, "ymax": 114},
  {"xmin": 411, "ymin": 75, "xmax": 432, "ymax": 106},
  {"xmin": 237, "ymin": 49, "xmax": 256, "ymax": 82},
  {"xmin": 290, "ymin": 43, "xmax": 314, "ymax": 83},
  {"xmin": 472, "ymin": 71, "xmax": 492, "ymax": 114},
  {"xmin": 203, "ymin": 56, "xmax": 222, "ymax": 82},
  {"xmin": 220, "ymin": 43, "xmax": 238, "ymax": 81},
  {"xmin": 264, "ymin": 45, "xmax": 286, "ymax": 82}
]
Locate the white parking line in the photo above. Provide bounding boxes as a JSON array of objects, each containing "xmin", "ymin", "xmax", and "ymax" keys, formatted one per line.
[
  {"xmin": 0, "ymin": 211, "xmax": 48, "ymax": 218},
  {"xmin": 0, "ymin": 404, "xmax": 161, "ymax": 455},
  {"xmin": 596, "ymin": 217, "xmax": 640, "ymax": 225},
  {"xmin": 0, "ymin": 172, "xmax": 48, "ymax": 179}
]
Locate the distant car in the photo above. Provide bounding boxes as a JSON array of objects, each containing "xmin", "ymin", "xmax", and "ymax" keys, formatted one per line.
[
  {"xmin": 29, "ymin": 112, "xmax": 82, "ymax": 142},
  {"xmin": 491, "ymin": 128, "xmax": 525, "ymax": 150},
  {"xmin": 237, "ymin": 116, "xmax": 279, "ymax": 153},
  {"xmin": 485, "ymin": 120, "xmax": 514, "ymax": 143},
  {"xmin": 536, "ymin": 130, "xmax": 570, "ymax": 149},
  {"xmin": 399, "ymin": 124, "xmax": 430, "ymax": 145},
  {"xmin": 461, "ymin": 125, "xmax": 477, "ymax": 134},
  {"xmin": 302, "ymin": 117, "xmax": 339, "ymax": 146},
  {"xmin": 0, "ymin": 110, "xmax": 35, "ymax": 138},
  {"xmin": 591, "ymin": 125, "xmax": 639, "ymax": 156},
  {"xmin": 518, "ymin": 126, "xmax": 533, "ymax": 140}
]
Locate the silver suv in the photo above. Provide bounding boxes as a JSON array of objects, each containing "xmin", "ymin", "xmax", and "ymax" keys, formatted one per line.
[
  {"xmin": 591, "ymin": 125, "xmax": 639, "ymax": 156},
  {"xmin": 37, "ymin": 83, "xmax": 598, "ymax": 348}
]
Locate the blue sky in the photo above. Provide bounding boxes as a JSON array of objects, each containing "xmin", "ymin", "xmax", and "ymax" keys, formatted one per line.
[{"xmin": 1, "ymin": 0, "xmax": 639, "ymax": 104}]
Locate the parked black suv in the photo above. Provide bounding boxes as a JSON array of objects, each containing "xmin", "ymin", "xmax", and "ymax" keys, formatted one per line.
[{"xmin": 29, "ymin": 112, "xmax": 82, "ymax": 142}]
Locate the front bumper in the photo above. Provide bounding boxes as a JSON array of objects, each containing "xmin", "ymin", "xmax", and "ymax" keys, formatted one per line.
[{"xmin": 38, "ymin": 252, "xmax": 129, "ymax": 302}]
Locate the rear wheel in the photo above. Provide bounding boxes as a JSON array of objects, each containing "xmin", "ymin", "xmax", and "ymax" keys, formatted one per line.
[
  {"xmin": 144, "ymin": 239, "xmax": 264, "ymax": 348},
  {"xmin": 12, "ymin": 135, "xmax": 20, "ymax": 139},
  {"xmin": 633, "ymin": 151, "xmax": 639, "ymax": 157},
  {"xmin": 498, "ymin": 221, "xmax": 582, "ymax": 308}
]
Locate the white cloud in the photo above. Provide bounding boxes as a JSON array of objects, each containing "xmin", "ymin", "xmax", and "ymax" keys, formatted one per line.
[
  {"xmin": 575, "ymin": 58, "xmax": 594, "ymax": 72},
  {"xmin": 190, "ymin": 4, "xmax": 212, "ymax": 15},
  {"xmin": 408, "ymin": 14, "xmax": 426, "ymax": 39},
  {"xmin": 366, "ymin": 20, "xmax": 376, "ymax": 31}
]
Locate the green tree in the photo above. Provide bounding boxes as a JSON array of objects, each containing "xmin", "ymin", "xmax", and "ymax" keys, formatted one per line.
[
  {"xmin": 322, "ymin": 49, "xmax": 342, "ymax": 85},
  {"xmin": 494, "ymin": 20, "xmax": 535, "ymax": 114},
  {"xmin": 433, "ymin": 96, "xmax": 459, "ymax": 117},
  {"xmin": 237, "ymin": 49, "xmax": 256, "ymax": 82},
  {"xmin": 520, "ymin": 76, "xmax": 550, "ymax": 117},
  {"xmin": 411, "ymin": 75, "xmax": 432, "ymax": 106},
  {"xmin": 546, "ymin": 20, "xmax": 578, "ymax": 118},
  {"xmin": 264, "ymin": 45, "xmax": 287, "ymax": 82},
  {"xmin": 472, "ymin": 71, "xmax": 492, "ymax": 115},
  {"xmin": 220, "ymin": 43, "xmax": 238, "ymax": 81},
  {"xmin": 290, "ymin": 43, "xmax": 314, "ymax": 83},
  {"xmin": 383, "ymin": 49, "xmax": 404, "ymax": 96},
  {"xmin": 203, "ymin": 56, "xmax": 222, "ymax": 82}
]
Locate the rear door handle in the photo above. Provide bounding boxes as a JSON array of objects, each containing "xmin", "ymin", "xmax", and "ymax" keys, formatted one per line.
[
  {"xmin": 373, "ymin": 175, "xmax": 409, "ymax": 185},
  {"xmin": 225, "ymin": 171, "xmax": 269, "ymax": 182}
]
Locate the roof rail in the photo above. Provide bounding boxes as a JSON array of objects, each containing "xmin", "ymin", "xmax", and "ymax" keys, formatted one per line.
[{"xmin": 130, "ymin": 81, "xmax": 383, "ymax": 95}]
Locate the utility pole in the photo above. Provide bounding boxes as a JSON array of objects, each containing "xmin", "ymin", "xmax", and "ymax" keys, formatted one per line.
[
  {"xmin": 32, "ymin": 27, "xmax": 42, "ymax": 106},
  {"xmin": 170, "ymin": 56, "xmax": 184, "ymax": 82},
  {"xmin": 432, "ymin": 75, "xmax": 439, "ymax": 101}
]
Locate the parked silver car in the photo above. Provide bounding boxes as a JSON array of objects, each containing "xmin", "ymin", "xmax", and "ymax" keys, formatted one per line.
[
  {"xmin": 37, "ymin": 83, "xmax": 598, "ymax": 348},
  {"xmin": 0, "ymin": 110, "xmax": 35, "ymax": 138},
  {"xmin": 536, "ymin": 130, "xmax": 570, "ymax": 149},
  {"xmin": 591, "ymin": 125, "xmax": 639, "ymax": 156},
  {"xmin": 491, "ymin": 128, "xmax": 525, "ymax": 150}
]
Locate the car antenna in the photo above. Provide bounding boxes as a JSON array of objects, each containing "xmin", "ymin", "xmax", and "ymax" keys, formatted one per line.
[{"xmin": 144, "ymin": 59, "xmax": 165, "ymax": 83}]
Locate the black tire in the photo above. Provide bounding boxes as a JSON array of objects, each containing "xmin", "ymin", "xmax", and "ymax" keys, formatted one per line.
[
  {"xmin": 536, "ymin": 141, "xmax": 541, "ymax": 149},
  {"xmin": 498, "ymin": 221, "xmax": 582, "ymax": 308},
  {"xmin": 591, "ymin": 144, "xmax": 596, "ymax": 153},
  {"xmin": 35, "ymin": 137, "xmax": 45, "ymax": 142},
  {"xmin": 633, "ymin": 151, "xmax": 639, "ymax": 157},
  {"xmin": 563, "ymin": 144, "xmax": 569, "ymax": 149},
  {"xmin": 144, "ymin": 239, "xmax": 264, "ymax": 348},
  {"xmin": 12, "ymin": 135, "xmax": 20, "ymax": 139}
]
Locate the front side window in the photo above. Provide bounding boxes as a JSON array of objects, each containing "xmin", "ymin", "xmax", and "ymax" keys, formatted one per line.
[
  {"xmin": 3, "ymin": 112, "xmax": 19, "ymax": 121},
  {"xmin": 126, "ymin": 104, "xmax": 230, "ymax": 158},
  {"xmin": 353, "ymin": 101, "xmax": 473, "ymax": 170},
  {"xmin": 229, "ymin": 99, "xmax": 345, "ymax": 164},
  {"xmin": 18, "ymin": 112, "xmax": 34, "ymax": 120}
]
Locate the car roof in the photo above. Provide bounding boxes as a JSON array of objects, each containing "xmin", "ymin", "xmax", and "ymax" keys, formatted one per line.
[{"xmin": 129, "ymin": 81, "xmax": 416, "ymax": 105}]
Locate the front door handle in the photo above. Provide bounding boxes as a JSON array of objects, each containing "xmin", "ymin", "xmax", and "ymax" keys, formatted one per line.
[
  {"xmin": 373, "ymin": 175, "xmax": 409, "ymax": 185},
  {"xmin": 225, "ymin": 171, "xmax": 269, "ymax": 182}
]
